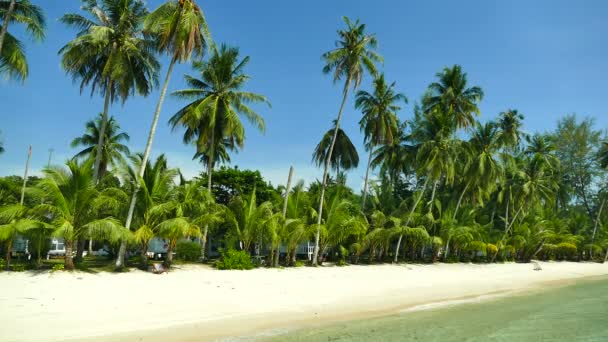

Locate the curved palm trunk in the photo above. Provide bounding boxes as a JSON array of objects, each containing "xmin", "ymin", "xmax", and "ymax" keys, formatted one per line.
[
  {"xmin": 0, "ymin": 0, "xmax": 16, "ymax": 55},
  {"xmin": 312, "ymin": 78, "xmax": 351, "ymax": 266},
  {"xmin": 453, "ymin": 180, "xmax": 471, "ymax": 220},
  {"xmin": 394, "ymin": 177, "xmax": 430, "ymax": 263},
  {"xmin": 20, "ymin": 146, "xmax": 32, "ymax": 206},
  {"xmin": 64, "ymin": 239, "xmax": 74, "ymax": 270},
  {"xmin": 200, "ymin": 226, "xmax": 208, "ymax": 260},
  {"xmin": 275, "ymin": 166, "xmax": 294, "ymax": 267},
  {"xmin": 491, "ymin": 205, "xmax": 523, "ymax": 262},
  {"xmin": 117, "ymin": 57, "xmax": 177, "ymax": 269},
  {"xmin": 93, "ymin": 80, "xmax": 113, "ymax": 182},
  {"xmin": 200, "ymin": 133, "xmax": 215, "ymax": 261},
  {"xmin": 361, "ymin": 145, "xmax": 374, "ymax": 210},
  {"xmin": 590, "ymin": 198, "xmax": 605, "ymax": 259}
]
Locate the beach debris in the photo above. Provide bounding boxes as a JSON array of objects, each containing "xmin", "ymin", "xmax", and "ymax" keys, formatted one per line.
[{"xmin": 532, "ymin": 261, "xmax": 542, "ymax": 271}]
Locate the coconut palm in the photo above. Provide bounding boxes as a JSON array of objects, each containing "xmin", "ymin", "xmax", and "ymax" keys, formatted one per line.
[
  {"xmin": 71, "ymin": 114, "xmax": 130, "ymax": 178},
  {"xmin": 371, "ymin": 120, "xmax": 412, "ymax": 188},
  {"xmin": 0, "ymin": 0, "xmax": 45, "ymax": 81},
  {"xmin": 30, "ymin": 160, "xmax": 128, "ymax": 269},
  {"xmin": 60, "ymin": 0, "xmax": 159, "ymax": 184},
  {"xmin": 498, "ymin": 109, "xmax": 525, "ymax": 150},
  {"xmin": 312, "ymin": 119, "xmax": 359, "ymax": 176},
  {"xmin": 170, "ymin": 44, "xmax": 269, "ymax": 190},
  {"xmin": 122, "ymin": 0, "xmax": 212, "ymax": 266},
  {"xmin": 454, "ymin": 121, "xmax": 503, "ymax": 219},
  {"xmin": 313, "ymin": 16, "xmax": 381, "ymax": 265},
  {"xmin": 422, "ymin": 65, "xmax": 483, "ymax": 130},
  {"xmin": 355, "ymin": 73, "xmax": 406, "ymax": 209},
  {"xmin": 0, "ymin": 204, "xmax": 48, "ymax": 268},
  {"xmin": 227, "ymin": 189, "xmax": 278, "ymax": 255}
]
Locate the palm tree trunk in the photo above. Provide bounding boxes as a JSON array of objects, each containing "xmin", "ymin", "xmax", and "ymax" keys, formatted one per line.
[
  {"xmin": 75, "ymin": 238, "xmax": 85, "ymax": 263},
  {"xmin": 590, "ymin": 198, "xmax": 605, "ymax": 259},
  {"xmin": 492, "ymin": 205, "xmax": 524, "ymax": 262},
  {"xmin": 93, "ymin": 80, "xmax": 113, "ymax": 182},
  {"xmin": 0, "ymin": 0, "xmax": 16, "ymax": 55},
  {"xmin": 200, "ymin": 226, "xmax": 208, "ymax": 260},
  {"xmin": 64, "ymin": 239, "xmax": 74, "ymax": 270},
  {"xmin": 312, "ymin": 77, "xmax": 351, "ymax": 266},
  {"xmin": 20, "ymin": 146, "xmax": 31, "ymax": 205},
  {"xmin": 88, "ymin": 238, "xmax": 93, "ymax": 256},
  {"xmin": 207, "ymin": 130, "xmax": 215, "ymax": 191},
  {"xmin": 394, "ymin": 177, "xmax": 430, "ymax": 263},
  {"xmin": 604, "ymin": 248, "xmax": 608, "ymax": 264},
  {"xmin": 117, "ymin": 57, "xmax": 177, "ymax": 269},
  {"xmin": 4, "ymin": 239, "xmax": 12, "ymax": 269},
  {"xmin": 140, "ymin": 242, "xmax": 148, "ymax": 270},
  {"xmin": 276, "ymin": 166, "xmax": 294, "ymax": 267},
  {"xmin": 453, "ymin": 180, "xmax": 471, "ymax": 220},
  {"xmin": 164, "ymin": 241, "xmax": 175, "ymax": 268},
  {"xmin": 361, "ymin": 145, "xmax": 374, "ymax": 210}
]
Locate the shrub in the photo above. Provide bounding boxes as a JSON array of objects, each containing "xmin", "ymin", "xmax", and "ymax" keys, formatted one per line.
[
  {"xmin": 556, "ymin": 242, "xmax": 578, "ymax": 261},
  {"xmin": 52, "ymin": 264, "xmax": 65, "ymax": 272},
  {"xmin": 11, "ymin": 264, "xmax": 26, "ymax": 272},
  {"xmin": 0, "ymin": 258, "xmax": 5, "ymax": 271},
  {"xmin": 294, "ymin": 260, "xmax": 305, "ymax": 267},
  {"xmin": 336, "ymin": 260, "xmax": 348, "ymax": 267},
  {"xmin": 175, "ymin": 241, "xmax": 201, "ymax": 262},
  {"xmin": 486, "ymin": 244, "xmax": 498, "ymax": 255},
  {"xmin": 215, "ymin": 249, "xmax": 253, "ymax": 270}
]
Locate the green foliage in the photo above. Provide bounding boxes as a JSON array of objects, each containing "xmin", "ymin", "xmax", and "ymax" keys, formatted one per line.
[
  {"xmin": 215, "ymin": 249, "xmax": 253, "ymax": 270},
  {"xmin": 556, "ymin": 242, "xmax": 578, "ymax": 261},
  {"xmin": 11, "ymin": 264, "xmax": 26, "ymax": 272},
  {"xmin": 294, "ymin": 260, "xmax": 305, "ymax": 267},
  {"xmin": 202, "ymin": 167, "xmax": 279, "ymax": 205},
  {"xmin": 0, "ymin": 258, "xmax": 4, "ymax": 270},
  {"xmin": 175, "ymin": 241, "xmax": 201, "ymax": 262},
  {"xmin": 51, "ymin": 264, "xmax": 65, "ymax": 272}
]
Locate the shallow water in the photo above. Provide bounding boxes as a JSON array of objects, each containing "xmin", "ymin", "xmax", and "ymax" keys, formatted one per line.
[{"xmin": 260, "ymin": 277, "xmax": 608, "ymax": 341}]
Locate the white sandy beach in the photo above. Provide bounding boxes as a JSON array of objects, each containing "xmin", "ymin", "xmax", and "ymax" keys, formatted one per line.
[{"xmin": 2, "ymin": 262, "xmax": 608, "ymax": 342}]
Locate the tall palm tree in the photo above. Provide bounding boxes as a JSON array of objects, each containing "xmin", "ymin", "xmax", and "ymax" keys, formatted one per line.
[
  {"xmin": 422, "ymin": 65, "xmax": 483, "ymax": 131},
  {"xmin": 60, "ymin": 0, "xmax": 159, "ymax": 184},
  {"xmin": 312, "ymin": 119, "xmax": 359, "ymax": 176},
  {"xmin": 170, "ymin": 44, "xmax": 269, "ymax": 191},
  {"xmin": 120, "ymin": 0, "xmax": 212, "ymax": 268},
  {"xmin": 0, "ymin": 0, "xmax": 45, "ymax": 81},
  {"xmin": 372, "ymin": 120, "xmax": 412, "ymax": 188},
  {"xmin": 498, "ymin": 109, "xmax": 525, "ymax": 151},
  {"xmin": 355, "ymin": 73, "xmax": 406, "ymax": 209},
  {"xmin": 313, "ymin": 16, "xmax": 381, "ymax": 265},
  {"xmin": 454, "ymin": 121, "xmax": 503, "ymax": 219},
  {"xmin": 71, "ymin": 114, "xmax": 130, "ymax": 179}
]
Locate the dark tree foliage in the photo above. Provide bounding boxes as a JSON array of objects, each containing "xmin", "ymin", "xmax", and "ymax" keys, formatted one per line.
[{"xmin": 202, "ymin": 166, "xmax": 280, "ymax": 205}]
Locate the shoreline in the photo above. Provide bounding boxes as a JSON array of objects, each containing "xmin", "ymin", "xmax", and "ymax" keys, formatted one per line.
[{"xmin": 2, "ymin": 262, "xmax": 607, "ymax": 342}]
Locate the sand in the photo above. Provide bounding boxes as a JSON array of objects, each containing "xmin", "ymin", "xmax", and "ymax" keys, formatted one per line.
[{"xmin": 2, "ymin": 262, "xmax": 607, "ymax": 342}]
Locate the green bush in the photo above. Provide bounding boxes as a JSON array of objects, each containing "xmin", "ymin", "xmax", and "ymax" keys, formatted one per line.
[
  {"xmin": 556, "ymin": 242, "xmax": 578, "ymax": 260},
  {"xmin": 215, "ymin": 249, "xmax": 253, "ymax": 270},
  {"xmin": 175, "ymin": 241, "xmax": 201, "ymax": 262},
  {"xmin": 0, "ymin": 258, "xmax": 5, "ymax": 271},
  {"xmin": 11, "ymin": 264, "xmax": 26, "ymax": 272},
  {"xmin": 336, "ymin": 259, "xmax": 348, "ymax": 267},
  {"xmin": 294, "ymin": 260, "xmax": 305, "ymax": 267},
  {"xmin": 52, "ymin": 264, "xmax": 65, "ymax": 272}
]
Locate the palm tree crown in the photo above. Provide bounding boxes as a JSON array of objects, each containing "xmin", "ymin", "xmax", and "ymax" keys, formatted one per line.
[
  {"xmin": 312, "ymin": 120, "xmax": 359, "ymax": 174},
  {"xmin": 170, "ymin": 44, "xmax": 270, "ymax": 188},
  {"xmin": 422, "ymin": 65, "xmax": 484, "ymax": 130},
  {"xmin": 0, "ymin": 0, "xmax": 45, "ymax": 81},
  {"xmin": 71, "ymin": 114, "xmax": 130, "ymax": 178}
]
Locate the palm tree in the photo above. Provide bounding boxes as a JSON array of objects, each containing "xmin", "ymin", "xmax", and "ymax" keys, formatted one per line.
[
  {"xmin": 498, "ymin": 109, "xmax": 525, "ymax": 151},
  {"xmin": 59, "ymin": 0, "xmax": 159, "ymax": 184},
  {"xmin": 0, "ymin": 0, "xmax": 45, "ymax": 81},
  {"xmin": 0, "ymin": 204, "xmax": 47, "ymax": 268},
  {"xmin": 125, "ymin": 154, "xmax": 177, "ymax": 268},
  {"xmin": 121, "ymin": 0, "xmax": 212, "ymax": 267},
  {"xmin": 422, "ymin": 65, "xmax": 483, "ymax": 130},
  {"xmin": 355, "ymin": 73, "xmax": 406, "ymax": 209},
  {"xmin": 454, "ymin": 121, "xmax": 503, "ymax": 219},
  {"xmin": 31, "ymin": 160, "xmax": 128, "ymax": 269},
  {"xmin": 170, "ymin": 44, "xmax": 269, "ymax": 190},
  {"xmin": 312, "ymin": 119, "xmax": 359, "ymax": 176},
  {"xmin": 71, "ymin": 114, "xmax": 130, "ymax": 179},
  {"xmin": 313, "ymin": 16, "xmax": 381, "ymax": 265},
  {"xmin": 371, "ymin": 120, "xmax": 412, "ymax": 189}
]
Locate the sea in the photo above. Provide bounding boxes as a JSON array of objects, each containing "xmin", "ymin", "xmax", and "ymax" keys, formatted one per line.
[{"xmin": 258, "ymin": 277, "xmax": 608, "ymax": 341}]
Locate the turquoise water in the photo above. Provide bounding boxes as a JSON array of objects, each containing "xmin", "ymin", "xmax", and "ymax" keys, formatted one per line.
[{"xmin": 261, "ymin": 277, "xmax": 608, "ymax": 341}]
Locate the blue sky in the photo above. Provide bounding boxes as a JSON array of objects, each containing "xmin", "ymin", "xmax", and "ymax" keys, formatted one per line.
[{"xmin": 1, "ymin": 0, "xmax": 607, "ymax": 190}]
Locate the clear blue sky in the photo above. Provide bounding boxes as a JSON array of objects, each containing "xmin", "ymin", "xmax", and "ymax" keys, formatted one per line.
[{"xmin": 1, "ymin": 0, "xmax": 607, "ymax": 190}]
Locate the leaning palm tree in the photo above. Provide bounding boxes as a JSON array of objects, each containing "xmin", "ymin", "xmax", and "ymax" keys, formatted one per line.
[
  {"xmin": 118, "ymin": 0, "xmax": 212, "ymax": 268},
  {"xmin": 170, "ymin": 44, "xmax": 269, "ymax": 190},
  {"xmin": 355, "ymin": 73, "xmax": 406, "ymax": 209},
  {"xmin": 59, "ymin": 0, "xmax": 159, "ymax": 184},
  {"xmin": 0, "ymin": 0, "xmax": 45, "ymax": 81},
  {"xmin": 422, "ymin": 65, "xmax": 483, "ymax": 130},
  {"xmin": 312, "ymin": 119, "xmax": 359, "ymax": 176},
  {"xmin": 71, "ymin": 114, "xmax": 130, "ymax": 179},
  {"xmin": 313, "ymin": 16, "xmax": 381, "ymax": 265}
]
